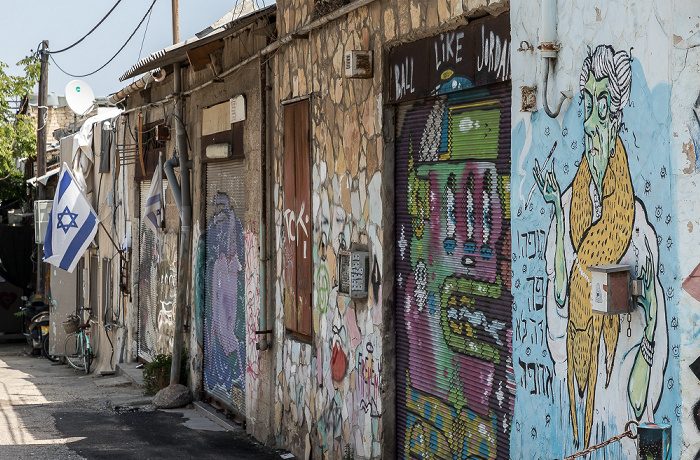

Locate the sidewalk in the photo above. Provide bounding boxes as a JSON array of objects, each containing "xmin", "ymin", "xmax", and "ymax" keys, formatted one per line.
[{"xmin": 0, "ymin": 343, "xmax": 294, "ymax": 459}]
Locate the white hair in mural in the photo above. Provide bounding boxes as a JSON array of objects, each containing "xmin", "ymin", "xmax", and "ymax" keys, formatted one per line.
[{"xmin": 579, "ymin": 45, "xmax": 632, "ymax": 126}]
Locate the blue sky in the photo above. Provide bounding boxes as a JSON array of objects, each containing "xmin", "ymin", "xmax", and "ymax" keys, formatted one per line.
[{"xmin": 0, "ymin": 0, "xmax": 272, "ymax": 97}]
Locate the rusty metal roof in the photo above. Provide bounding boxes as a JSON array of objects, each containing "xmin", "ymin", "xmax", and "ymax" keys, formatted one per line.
[{"xmin": 119, "ymin": 4, "xmax": 276, "ymax": 81}]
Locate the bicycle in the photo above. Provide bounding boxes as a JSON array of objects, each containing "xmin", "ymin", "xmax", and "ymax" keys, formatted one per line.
[{"xmin": 63, "ymin": 308, "xmax": 94, "ymax": 374}]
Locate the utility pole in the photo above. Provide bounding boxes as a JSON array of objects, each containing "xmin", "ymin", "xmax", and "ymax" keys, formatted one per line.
[
  {"xmin": 171, "ymin": 0, "xmax": 180, "ymax": 44},
  {"xmin": 36, "ymin": 40, "xmax": 49, "ymax": 300},
  {"xmin": 37, "ymin": 40, "xmax": 48, "ymax": 200},
  {"xmin": 169, "ymin": 0, "xmax": 191, "ymax": 386}
]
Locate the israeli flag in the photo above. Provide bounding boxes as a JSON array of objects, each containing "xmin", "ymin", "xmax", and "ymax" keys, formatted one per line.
[
  {"xmin": 143, "ymin": 154, "xmax": 163, "ymax": 235},
  {"xmin": 43, "ymin": 163, "xmax": 98, "ymax": 273}
]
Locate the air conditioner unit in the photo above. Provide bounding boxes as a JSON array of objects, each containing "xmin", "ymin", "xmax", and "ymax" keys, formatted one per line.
[
  {"xmin": 345, "ymin": 50, "xmax": 373, "ymax": 79},
  {"xmin": 338, "ymin": 248, "xmax": 369, "ymax": 298},
  {"xmin": 34, "ymin": 200, "xmax": 53, "ymax": 244}
]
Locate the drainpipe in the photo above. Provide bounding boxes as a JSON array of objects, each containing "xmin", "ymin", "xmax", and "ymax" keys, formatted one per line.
[
  {"xmin": 163, "ymin": 156, "xmax": 182, "ymax": 215},
  {"xmin": 108, "ymin": 69, "xmax": 166, "ymax": 105},
  {"xmin": 539, "ymin": 0, "xmax": 571, "ymax": 118},
  {"xmin": 170, "ymin": 61, "xmax": 192, "ymax": 385},
  {"xmin": 257, "ymin": 58, "xmax": 269, "ymax": 352}
]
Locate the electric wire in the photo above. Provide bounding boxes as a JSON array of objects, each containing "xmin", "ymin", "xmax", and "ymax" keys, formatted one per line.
[
  {"xmin": 48, "ymin": 0, "xmax": 124, "ymax": 55},
  {"xmin": 134, "ymin": 5, "xmax": 154, "ymax": 76},
  {"xmin": 49, "ymin": 0, "xmax": 158, "ymax": 79}
]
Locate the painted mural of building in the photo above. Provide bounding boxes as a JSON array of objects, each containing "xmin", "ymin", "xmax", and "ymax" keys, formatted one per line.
[{"xmin": 62, "ymin": 0, "xmax": 700, "ymax": 459}]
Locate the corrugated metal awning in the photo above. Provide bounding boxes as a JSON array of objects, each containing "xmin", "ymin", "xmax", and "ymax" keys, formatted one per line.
[{"xmin": 119, "ymin": 5, "xmax": 276, "ymax": 81}]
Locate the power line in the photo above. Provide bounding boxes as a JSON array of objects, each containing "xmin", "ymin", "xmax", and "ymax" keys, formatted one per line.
[
  {"xmin": 49, "ymin": 0, "xmax": 158, "ymax": 79},
  {"xmin": 49, "ymin": 0, "xmax": 124, "ymax": 55},
  {"xmin": 136, "ymin": 6, "xmax": 154, "ymax": 64}
]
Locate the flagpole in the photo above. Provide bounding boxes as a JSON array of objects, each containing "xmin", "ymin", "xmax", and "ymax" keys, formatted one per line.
[{"xmin": 99, "ymin": 221, "xmax": 128, "ymax": 265}]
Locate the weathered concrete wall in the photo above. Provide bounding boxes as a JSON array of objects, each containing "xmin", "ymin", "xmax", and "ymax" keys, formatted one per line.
[
  {"xmin": 114, "ymin": 92, "xmax": 181, "ymax": 365},
  {"xmin": 671, "ymin": 6, "xmax": 700, "ymax": 459},
  {"xmin": 270, "ymin": 0, "xmax": 507, "ymax": 458},
  {"xmin": 181, "ymin": 23, "xmax": 272, "ymax": 437},
  {"xmin": 511, "ymin": 1, "xmax": 684, "ymax": 458}
]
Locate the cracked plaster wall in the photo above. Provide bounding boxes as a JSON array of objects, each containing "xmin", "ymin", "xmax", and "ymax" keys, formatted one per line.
[
  {"xmin": 511, "ymin": 1, "xmax": 699, "ymax": 458},
  {"xmin": 671, "ymin": 4, "xmax": 700, "ymax": 459}
]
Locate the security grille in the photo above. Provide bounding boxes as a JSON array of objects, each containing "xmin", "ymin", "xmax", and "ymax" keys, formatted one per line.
[
  {"xmin": 138, "ymin": 180, "xmax": 158, "ymax": 362},
  {"xmin": 394, "ymin": 83, "xmax": 514, "ymax": 459},
  {"xmin": 203, "ymin": 160, "xmax": 246, "ymax": 414}
]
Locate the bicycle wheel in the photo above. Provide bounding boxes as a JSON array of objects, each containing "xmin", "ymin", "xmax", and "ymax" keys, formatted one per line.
[
  {"xmin": 64, "ymin": 333, "xmax": 85, "ymax": 371},
  {"xmin": 41, "ymin": 334, "xmax": 60, "ymax": 362},
  {"xmin": 82, "ymin": 335, "xmax": 92, "ymax": 374}
]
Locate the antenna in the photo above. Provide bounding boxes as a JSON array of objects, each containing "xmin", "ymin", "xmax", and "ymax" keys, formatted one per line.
[{"xmin": 65, "ymin": 80, "xmax": 96, "ymax": 116}]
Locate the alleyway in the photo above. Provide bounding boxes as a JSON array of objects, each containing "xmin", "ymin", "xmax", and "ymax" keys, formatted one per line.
[{"xmin": 0, "ymin": 343, "xmax": 289, "ymax": 459}]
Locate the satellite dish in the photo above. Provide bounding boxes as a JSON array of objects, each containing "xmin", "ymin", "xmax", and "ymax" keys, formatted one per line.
[{"xmin": 65, "ymin": 80, "xmax": 95, "ymax": 116}]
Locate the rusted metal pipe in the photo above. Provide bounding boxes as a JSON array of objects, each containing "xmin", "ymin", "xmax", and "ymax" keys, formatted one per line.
[{"xmin": 108, "ymin": 69, "xmax": 166, "ymax": 105}]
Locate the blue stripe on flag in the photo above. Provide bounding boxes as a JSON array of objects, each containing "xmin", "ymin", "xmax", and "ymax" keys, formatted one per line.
[
  {"xmin": 145, "ymin": 194, "xmax": 161, "ymax": 207},
  {"xmin": 146, "ymin": 213, "xmax": 159, "ymax": 229},
  {"xmin": 43, "ymin": 211, "xmax": 54, "ymax": 259},
  {"xmin": 57, "ymin": 170, "xmax": 72, "ymax": 203},
  {"xmin": 59, "ymin": 211, "xmax": 97, "ymax": 271}
]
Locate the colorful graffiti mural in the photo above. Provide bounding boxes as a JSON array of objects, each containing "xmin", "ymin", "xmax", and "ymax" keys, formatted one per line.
[
  {"xmin": 155, "ymin": 231, "xmax": 178, "ymax": 355},
  {"xmin": 245, "ymin": 230, "xmax": 262, "ymax": 383},
  {"xmin": 512, "ymin": 45, "xmax": 677, "ymax": 458},
  {"xmin": 203, "ymin": 191, "xmax": 246, "ymax": 411},
  {"xmin": 138, "ymin": 227, "xmax": 177, "ymax": 360},
  {"xmin": 395, "ymin": 83, "xmax": 513, "ymax": 459}
]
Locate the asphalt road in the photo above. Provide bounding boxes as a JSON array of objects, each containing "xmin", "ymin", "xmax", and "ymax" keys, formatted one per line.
[{"xmin": 0, "ymin": 342, "xmax": 290, "ymax": 460}]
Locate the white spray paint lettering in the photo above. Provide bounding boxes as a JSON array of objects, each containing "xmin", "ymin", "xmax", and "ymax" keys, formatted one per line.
[
  {"xmin": 477, "ymin": 26, "xmax": 510, "ymax": 80},
  {"xmin": 434, "ymin": 31, "xmax": 465, "ymax": 70},
  {"xmin": 283, "ymin": 201, "xmax": 309, "ymax": 245},
  {"xmin": 394, "ymin": 57, "xmax": 415, "ymax": 100}
]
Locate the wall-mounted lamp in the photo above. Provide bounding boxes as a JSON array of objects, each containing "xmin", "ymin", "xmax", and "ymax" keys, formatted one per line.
[{"xmin": 538, "ymin": 0, "xmax": 571, "ymax": 118}]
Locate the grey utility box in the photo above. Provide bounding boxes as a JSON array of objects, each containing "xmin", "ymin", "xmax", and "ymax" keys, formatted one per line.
[{"xmin": 338, "ymin": 249, "xmax": 369, "ymax": 298}]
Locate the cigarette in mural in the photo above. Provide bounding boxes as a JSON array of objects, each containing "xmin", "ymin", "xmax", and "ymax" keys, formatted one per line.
[{"xmin": 526, "ymin": 140, "xmax": 557, "ymax": 209}]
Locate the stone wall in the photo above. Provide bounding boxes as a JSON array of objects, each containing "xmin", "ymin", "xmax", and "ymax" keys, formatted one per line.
[{"xmin": 270, "ymin": 0, "xmax": 508, "ymax": 458}]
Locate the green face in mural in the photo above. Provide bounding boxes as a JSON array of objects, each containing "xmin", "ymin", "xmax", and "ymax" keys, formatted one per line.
[{"xmin": 583, "ymin": 72, "xmax": 618, "ymax": 195}]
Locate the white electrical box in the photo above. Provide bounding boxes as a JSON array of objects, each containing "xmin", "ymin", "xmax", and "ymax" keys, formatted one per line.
[
  {"xmin": 338, "ymin": 249, "xmax": 369, "ymax": 298},
  {"xmin": 589, "ymin": 264, "xmax": 631, "ymax": 315},
  {"xmin": 34, "ymin": 200, "xmax": 53, "ymax": 244},
  {"xmin": 230, "ymin": 94, "xmax": 246, "ymax": 124},
  {"xmin": 345, "ymin": 50, "xmax": 373, "ymax": 78}
]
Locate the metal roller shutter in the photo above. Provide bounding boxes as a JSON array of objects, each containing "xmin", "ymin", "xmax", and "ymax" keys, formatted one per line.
[
  {"xmin": 203, "ymin": 160, "xmax": 247, "ymax": 415},
  {"xmin": 138, "ymin": 180, "xmax": 158, "ymax": 362},
  {"xmin": 395, "ymin": 83, "xmax": 514, "ymax": 459}
]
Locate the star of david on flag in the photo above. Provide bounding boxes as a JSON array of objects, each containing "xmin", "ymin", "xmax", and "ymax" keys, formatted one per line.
[{"xmin": 43, "ymin": 163, "xmax": 99, "ymax": 273}]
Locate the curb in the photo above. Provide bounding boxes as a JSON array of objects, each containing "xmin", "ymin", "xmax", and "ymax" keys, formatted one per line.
[
  {"xmin": 193, "ymin": 401, "xmax": 240, "ymax": 432},
  {"xmin": 115, "ymin": 362, "xmax": 146, "ymax": 388}
]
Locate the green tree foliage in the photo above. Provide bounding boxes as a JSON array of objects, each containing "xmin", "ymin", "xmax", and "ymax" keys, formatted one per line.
[{"xmin": 0, "ymin": 55, "xmax": 40, "ymax": 204}]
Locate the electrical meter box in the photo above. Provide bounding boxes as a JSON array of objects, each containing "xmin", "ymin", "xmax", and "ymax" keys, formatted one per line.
[
  {"xmin": 338, "ymin": 249, "xmax": 369, "ymax": 298},
  {"xmin": 588, "ymin": 264, "xmax": 631, "ymax": 315},
  {"xmin": 345, "ymin": 50, "xmax": 373, "ymax": 78}
]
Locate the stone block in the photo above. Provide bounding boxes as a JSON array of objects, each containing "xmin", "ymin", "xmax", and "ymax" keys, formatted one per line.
[{"xmin": 152, "ymin": 384, "xmax": 193, "ymax": 409}]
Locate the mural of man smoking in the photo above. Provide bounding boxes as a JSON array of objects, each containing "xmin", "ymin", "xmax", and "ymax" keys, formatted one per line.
[{"xmin": 533, "ymin": 45, "xmax": 668, "ymax": 448}]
